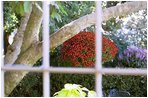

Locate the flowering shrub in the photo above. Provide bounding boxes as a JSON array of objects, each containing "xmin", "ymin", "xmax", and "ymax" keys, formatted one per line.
[
  {"xmin": 118, "ymin": 46, "xmax": 147, "ymax": 68},
  {"xmin": 61, "ymin": 32, "xmax": 118, "ymax": 67}
]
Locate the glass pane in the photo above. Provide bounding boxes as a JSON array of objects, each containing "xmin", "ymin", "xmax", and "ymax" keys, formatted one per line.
[
  {"xmin": 9, "ymin": 72, "xmax": 43, "ymax": 97},
  {"xmin": 3, "ymin": 2, "xmax": 44, "ymax": 96},
  {"xmin": 102, "ymin": 75, "xmax": 147, "ymax": 97},
  {"xmin": 102, "ymin": 2, "xmax": 147, "ymax": 68},
  {"xmin": 50, "ymin": 73, "xmax": 95, "ymax": 97},
  {"xmin": 3, "ymin": 1, "xmax": 43, "ymax": 67},
  {"xmin": 50, "ymin": 1, "xmax": 96, "ymax": 68}
]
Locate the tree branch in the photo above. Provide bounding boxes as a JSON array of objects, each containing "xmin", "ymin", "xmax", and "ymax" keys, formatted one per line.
[
  {"xmin": 20, "ymin": 3, "xmax": 43, "ymax": 53},
  {"xmin": 50, "ymin": 1, "xmax": 147, "ymax": 50},
  {"xmin": 103, "ymin": 1, "xmax": 147, "ymax": 21}
]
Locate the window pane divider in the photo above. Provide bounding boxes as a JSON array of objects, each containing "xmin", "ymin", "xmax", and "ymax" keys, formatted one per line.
[
  {"xmin": 42, "ymin": 1, "xmax": 50, "ymax": 97},
  {"xmin": 95, "ymin": 1, "xmax": 103, "ymax": 97},
  {"xmin": 2, "ymin": 66, "xmax": 147, "ymax": 76},
  {"xmin": 0, "ymin": 1, "xmax": 4, "ymax": 97},
  {"xmin": 1, "ymin": 1, "xmax": 147, "ymax": 97}
]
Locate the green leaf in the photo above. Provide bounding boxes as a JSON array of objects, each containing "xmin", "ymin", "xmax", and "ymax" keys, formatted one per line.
[
  {"xmin": 88, "ymin": 91, "xmax": 96, "ymax": 97},
  {"xmin": 71, "ymin": 89, "xmax": 81, "ymax": 96},
  {"xmin": 51, "ymin": 9, "xmax": 56, "ymax": 19},
  {"xmin": 82, "ymin": 49, "xmax": 87, "ymax": 54},
  {"xmin": 56, "ymin": 89, "xmax": 68, "ymax": 97},
  {"xmin": 64, "ymin": 84, "xmax": 73, "ymax": 89},
  {"xmin": 54, "ymin": 13, "xmax": 62, "ymax": 22},
  {"xmin": 20, "ymin": 6, "xmax": 25, "ymax": 16},
  {"xmin": 57, "ymin": 2, "xmax": 68, "ymax": 16},
  {"xmin": 12, "ymin": 2, "xmax": 24, "ymax": 16},
  {"xmin": 81, "ymin": 91, "xmax": 86, "ymax": 97},
  {"xmin": 24, "ymin": 1, "xmax": 31, "ymax": 13},
  {"xmin": 82, "ymin": 87, "xmax": 89, "ymax": 91}
]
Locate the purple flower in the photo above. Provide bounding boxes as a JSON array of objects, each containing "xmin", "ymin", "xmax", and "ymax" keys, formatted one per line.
[
  {"xmin": 119, "ymin": 45, "xmax": 147, "ymax": 61},
  {"xmin": 124, "ymin": 46, "xmax": 146, "ymax": 60},
  {"xmin": 136, "ymin": 52, "xmax": 142, "ymax": 59},
  {"xmin": 118, "ymin": 45, "xmax": 147, "ymax": 68}
]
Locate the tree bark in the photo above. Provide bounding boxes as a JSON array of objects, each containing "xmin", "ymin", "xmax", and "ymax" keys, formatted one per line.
[
  {"xmin": 4, "ymin": 1, "xmax": 147, "ymax": 96},
  {"xmin": 20, "ymin": 3, "xmax": 43, "ymax": 53}
]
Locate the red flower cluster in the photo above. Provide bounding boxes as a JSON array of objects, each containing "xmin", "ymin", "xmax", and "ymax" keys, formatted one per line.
[{"xmin": 61, "ymin": 32, "xmax": 118, "ymax": 67}]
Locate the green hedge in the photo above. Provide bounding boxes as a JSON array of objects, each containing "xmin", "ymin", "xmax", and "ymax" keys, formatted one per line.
[{"xmin": 9, "ymin": 69, "xmax": 146, "ymax": 97}]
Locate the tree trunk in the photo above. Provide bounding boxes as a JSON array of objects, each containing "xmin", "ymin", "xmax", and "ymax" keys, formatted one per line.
[
  {"xmin": 5, "ymin": 42, "xmax": 42, "ymax": 97},
  {"xmin": 4, "ymin": 1, "xmax": 147, "ymax": 96},
  {"xmin": 4, "ymin": 13, "xmax": 30, "ymax": 64},
  {"xmin": 4, "ymin": 3, "xmax": 43, "ymax": 96}
]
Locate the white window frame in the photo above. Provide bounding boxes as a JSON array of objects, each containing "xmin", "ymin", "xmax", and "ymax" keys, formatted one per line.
[{"xmin": 1, "ymin": 1, "xmax": 147, "ymax": 97}]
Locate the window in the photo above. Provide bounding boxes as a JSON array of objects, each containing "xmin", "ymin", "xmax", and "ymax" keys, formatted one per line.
[{"xmin": 1, "ymin": 1, "xmax": 147, "ymax": 97}]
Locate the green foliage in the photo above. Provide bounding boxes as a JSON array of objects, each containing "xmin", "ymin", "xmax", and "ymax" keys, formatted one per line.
[
  {"xmin": 10, "ymin": 1, "xmax": 31, "ymax": 16},
  {"xmin": 4, "ymin": 1, "xmax": 31, "ymax": 34},
  {"xmin": 103, "ymin": 75, "xmax": 147, "ymax": 97},
  {"xmin": 9, "ymin": 69, "xmax": 147, "ymax": 97},
  {"xmin": 104, "ymin": 32, "xmax": 128, "ymax": 55},
  {"xmin": 24, "ymin": 1, "xmax": 32, "ymax": 13},
  {"xmin": 102, "ymin": 18, "xmax": 121, "ymax": 31},
  {"xmin": 53, "ymin": 84, "xmax": 96, "ymax": 97},
  {"xmin": 50, "ymin": 1, "xmax": 95, "ymax": 34},
  {"xmin": 4, "ymin": 2, "xmax": 20, "ymax": 34},
  {"xmin": 50, "ymin": 74, "xmax": 95, "ymax": 97}
]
